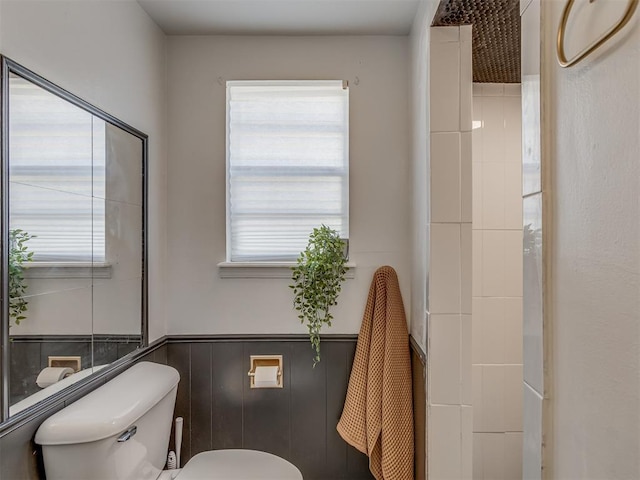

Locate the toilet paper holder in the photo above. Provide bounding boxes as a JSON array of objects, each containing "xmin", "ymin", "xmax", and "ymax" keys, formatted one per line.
[{"xmin": 247, "ymin": 355, "xmax": 283, "ymax": 389}]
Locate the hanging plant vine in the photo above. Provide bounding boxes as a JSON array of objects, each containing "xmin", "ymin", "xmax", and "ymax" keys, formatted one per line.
[
  {"xmin": 9, "ymin": 229, "xmax": 35, "ymax": 326},
  {"xmin": 290, "ymin": 225, "xmax": 348, "ymax": 366}
]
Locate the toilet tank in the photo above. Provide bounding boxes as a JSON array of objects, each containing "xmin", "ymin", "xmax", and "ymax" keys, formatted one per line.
[{"xmin": 35, "ymin": 362, "xmax": 180, "ymax": 480}]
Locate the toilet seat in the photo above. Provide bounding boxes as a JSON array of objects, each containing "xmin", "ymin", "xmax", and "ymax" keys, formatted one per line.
[{"xmin": 175, "ymin": 450, "xmax": 303, "ymax": 480}]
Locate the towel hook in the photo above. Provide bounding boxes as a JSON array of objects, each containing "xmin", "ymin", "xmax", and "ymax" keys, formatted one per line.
[{"xmin": 557, "ymin": 0, "xmax": 639, "ymax": 68}]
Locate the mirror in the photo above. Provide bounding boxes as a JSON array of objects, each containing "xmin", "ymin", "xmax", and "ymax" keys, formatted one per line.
[{"xmin": 1, "ymin": 58, "xmax": 147, "ymax": 418}]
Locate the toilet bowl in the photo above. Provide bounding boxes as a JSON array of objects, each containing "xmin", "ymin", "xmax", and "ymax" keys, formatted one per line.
[
  {"xmin": 174, "ymin": 450, "xmax": 303, "ymax": 479},
  {"xmin": 35, "ymin": 362, "xmax": 302, "ymax": 480}
]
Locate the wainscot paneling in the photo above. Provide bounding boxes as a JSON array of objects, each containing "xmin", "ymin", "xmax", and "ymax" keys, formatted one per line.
[
  {"xmin": 0, "ymin": 343, "xmax": 165, "ymax": 479},
  {"xmin": 411, "ymin": 336, "xmax": 427, "ymax": 480},
  {"xmin": 166, "ymin": 336, "xmax": 374, "ymax": 480},
  {"xmin": 9, "ymin": 335, "xmax": 141, "ymax": 404},
  {"xmin": 0, "ymin": 334, "xmax": 426, "ymax": 480}
]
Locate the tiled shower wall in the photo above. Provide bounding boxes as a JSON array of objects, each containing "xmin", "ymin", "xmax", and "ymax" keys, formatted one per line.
[
  {"xmin": 471, "ymin": 83, "xmax": 523, "ymax": 479},
  {"xmin": 428, "ymin": 25, "xmax": 473, "ymax": 480}
]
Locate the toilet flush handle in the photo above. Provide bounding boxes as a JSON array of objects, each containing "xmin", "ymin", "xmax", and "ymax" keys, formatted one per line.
[{"xmin": 117, "ymin": 426, "xmax": 138, "ymax": 442}]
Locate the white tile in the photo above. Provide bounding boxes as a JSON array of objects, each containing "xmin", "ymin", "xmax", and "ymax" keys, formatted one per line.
[
  {"xmin": 430, "ymin": 405, "xmax": 462, "ymax": 480},
  {"xmin": 426, "ymin": 224, "xmax": 431, "ymax": 312},
  {"xmin": 521, "ymin": 74, "xmax": 541, "ymax": 196},
  {"xmin": 473, "ymin": 433, "xmax": 484, "ymax": 479},
  {"xmin": 504, "ymin": 84, "xmax": 522, "ymax": 96},
  {"xmin": 482, "ymin": 230, "xmax": 506, "ymax": 297},
  {"xmin": 430, "ymin": 314, "xmax": 462, "ymax": 405},
  {"xmin": 461, "ymin": 406, "xmax": 473, "ymax": 479},
  {"xmin": 431, "ymin": 132, "xmax": 461, "ymax": 223},
  {"xmin": 523, "ymin": 383, "xmax": 542, "ymax": 480},
  {"xmin": 504, "ymin": 365, "xmax": 523, "ymax": 432},
  {"xmin": 504, "ymin": 96, "xmax": 522, "ymax": 163},
  {"xmin": 483, "ymin": 433, "xmax": 505, "ymax": 480},
  {"xmin": 523, "ymin": 194, "xmax": 543, "ymax": 392},
  {"xmin": 482, "ymin": 162, "xmax": 506, "ymax": 229},
  {"xmin": 504, "ymin": 162, "xmax": 523, "ymax": 230},
  {"xmin": 482, "ymin": 366, "xmax": 505, "ymax": 432},
  {"xmin": 430, "ymin": 223, "xmax": 461, "ymax": 313},
  {"xmin": 504, "ymin": 297, "xmax": 523, "ymax": 364},
  {"xmin": 504, "ymin": 432, "xmax": 524, "ymax": 480},
  {"xmin": 472, "ymin": 297, "xmax": 483, "ymax": 364},
  {"xmin": 481, "ymin": 298, "xmax": 506, "ymax": 365},
  {"xmin": 431, "ymin": 25, "xmax": 460, "ymax": 43},
  {"xmin": 473, "ymin": 94, "xmax": 483, "ymax": 118},
  {"xmin": 482, "ymin": 84, "xmax": 505, "ymax": 96},
  {"xmin": 461, "ymin": 132, "xmax": 473, "ymax": 223},
  {"xmin": 472, "ymin": 365, "xmax": 484, "ymax": 431},
  {"xmin": 480, "ymin": 96, "xmax": 506, "ymax": 163},
  {"xmin": 504, "ymin": 230, "xmax": 523, "ymax": 297},
  {"xmin": 460, "ymin": 35, "xmax": 473, "ymax": 132},
  {"xmin": 461, "ymin": 314, "xmax": 472, "ymax": 405},
  {"xmin": 472, "ymin": 95, "xmax": 483, "ymax": 163},
  {"xmin": 521, "ymin": 0, "xmax": 540, "ymax": 79},
  {"xmin": 472, "ymin": 162, "xmax": 483, "ymax": 229},
  {"xmin": 430, "ymin": 40, "xmax": 460, "ymax": 132},
  {"xmin": 460, "ymin": 24, "xmax": 472, "ymax": 43},
  {"xmin": 461, "ymin": 224, "xmax": 472, "ymax": 314},
  {"xmin": 520, "ymin": 0, "xmax": 534, "ymax": 15},
  {"xmin": 472, "ymin": 231, "xmax": 483, "ymax": 297},
  {"xmin": 521, "ymin": 0, "xmax": 541, "ymax": 196}
]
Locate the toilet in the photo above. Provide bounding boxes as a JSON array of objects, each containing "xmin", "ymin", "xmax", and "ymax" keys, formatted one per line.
[{"xmin": 35, "ymin": 362, "xmax": 303, "ymax": 480}]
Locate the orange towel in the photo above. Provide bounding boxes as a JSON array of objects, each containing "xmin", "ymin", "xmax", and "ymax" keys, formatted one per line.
[{"xmin": 337, "ymin": 266, "xmax": 414, "ymax": 480}]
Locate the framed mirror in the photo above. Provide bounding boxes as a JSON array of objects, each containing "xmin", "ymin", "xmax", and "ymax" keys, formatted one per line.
[{"xmin": 0, "ymin": 57, "xmax": 148, "ymax": 420}]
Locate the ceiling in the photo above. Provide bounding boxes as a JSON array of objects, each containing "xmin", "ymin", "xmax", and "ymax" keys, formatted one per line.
[
  {"xmin": 137, "ymin": 0, "xmax": 423, "ymax": 36},
  {"xmin": 137, "ymin": 0, "xmax": 520, "ymax": 83},
  {"xmin": 433, "ymin": 0, "xmax": 520, "ymax": 83}
]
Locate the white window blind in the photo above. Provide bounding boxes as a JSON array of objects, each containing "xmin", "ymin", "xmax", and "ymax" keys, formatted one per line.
[
  {"xmin": 226, "ymin": 80, "xmax": 349, "ymax": 262},
  {"xmin": 8, "ymin": 74, "xmax": 106, "ymax": 263}
]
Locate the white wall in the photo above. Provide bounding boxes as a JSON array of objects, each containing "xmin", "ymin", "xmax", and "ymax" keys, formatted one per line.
[
  {"xmin": 0, "ymin": 0, "xmax": 168, "ymax": 341},
  {"xmin": 165, "ymin": 35, "xmax": 411, "ymax": 335},
  {"xmin": 471, "ymin": 83, "xmax": 523, "ymax": 480},
  {"xmin": 543, "ymin": 1, "xmax": 640, "ymax": 478}
]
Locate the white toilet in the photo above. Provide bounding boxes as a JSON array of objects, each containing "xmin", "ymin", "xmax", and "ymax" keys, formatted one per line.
[{"xmin": 35, "ymin": 362, "xmax": 303, "ymax": 480}]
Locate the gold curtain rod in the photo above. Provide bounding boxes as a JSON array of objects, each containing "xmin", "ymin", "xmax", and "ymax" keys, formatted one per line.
[{"xmin": 557, "ymin": 0, "xmax": 639, "ymax": 68}]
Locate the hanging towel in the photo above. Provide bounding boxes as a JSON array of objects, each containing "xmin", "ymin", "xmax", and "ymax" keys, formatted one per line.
[{"xmin": 337, "ymin": 265, "xmax": 414, "ymax": 480}]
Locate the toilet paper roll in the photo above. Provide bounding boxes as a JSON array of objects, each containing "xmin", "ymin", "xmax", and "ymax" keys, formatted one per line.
[
  {"xmin": 253, "ymin": 366, "xmax": 280, "ymax": 388},
  {"xmin": 36, "ymin": 367, "xmax": 74, "ymax": 389}
]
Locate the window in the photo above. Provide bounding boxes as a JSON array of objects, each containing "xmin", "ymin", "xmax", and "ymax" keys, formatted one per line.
[
  {"xmin": 9, "ymin": 75, "xmax": 106, "ymax": 263},
  {"xmin": 226, "ymin": 80, "xmax": 349, "ymax": 262}
]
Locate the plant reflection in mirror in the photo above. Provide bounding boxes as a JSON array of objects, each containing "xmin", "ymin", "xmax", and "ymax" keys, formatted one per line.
[{"xmin": 9, "ymin": 229, "xmax": 35, "ymax": 326}]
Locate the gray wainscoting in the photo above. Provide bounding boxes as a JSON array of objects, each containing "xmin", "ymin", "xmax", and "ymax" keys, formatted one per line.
[
  {"xmin": 9, "ymin": 335, "xmax": 141, "ymax": 404},
  {"xmin": 164, "ymin": 337, "xmax": 374, "ymax": 480},
  {"xmin": 411, "ymin": 338, "xmax": 427, "ymax": 480},
  {"xmin": 0, "ymin": 343, "xmax": 163, "ymax": 479},
  {"xmin": 0, "ymin": 335, "xmax": 426, "ymax": 480}
]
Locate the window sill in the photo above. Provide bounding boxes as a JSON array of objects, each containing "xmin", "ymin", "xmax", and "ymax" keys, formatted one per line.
[
  {"xmin": 23, "ymin": 262, "xmax": 113, "ymax": 279},
  {"xmin": 218, "ymin": 261, "xmax": 356, "ymax": 279}
]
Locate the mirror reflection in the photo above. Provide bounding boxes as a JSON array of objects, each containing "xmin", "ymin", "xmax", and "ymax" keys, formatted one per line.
[{"xmin": 6, "ymin": 69, "xmax": 145, "ymax": 414}]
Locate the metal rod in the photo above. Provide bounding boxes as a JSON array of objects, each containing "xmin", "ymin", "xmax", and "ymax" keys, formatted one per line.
[{"xmin": 557, "ymin": 0, "xmax": 639, "ymax": 68}]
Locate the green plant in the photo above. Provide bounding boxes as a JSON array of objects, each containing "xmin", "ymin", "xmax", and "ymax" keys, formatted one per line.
[
  {"xmin": 290, "ymin": 225, "xmax": 348, "ymax": 366},
  {"xmin": 9, "ymin": 229, "xmax": 35, "ymax": 326}
]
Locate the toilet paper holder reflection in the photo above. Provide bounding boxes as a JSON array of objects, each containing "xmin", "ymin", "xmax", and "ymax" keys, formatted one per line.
[{"xmin": 247, "ymin": 355, "xmax": 283, "ymax": 389}]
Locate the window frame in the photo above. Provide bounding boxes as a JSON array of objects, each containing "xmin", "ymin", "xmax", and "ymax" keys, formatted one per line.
[{"xmin": 225, "ymin": 79, "xmax": 350, "ymax": 264}]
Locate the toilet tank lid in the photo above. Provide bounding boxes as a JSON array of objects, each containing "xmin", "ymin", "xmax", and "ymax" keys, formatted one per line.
[{"xmin": 35, "ymin": 362, "xmax": 180, "ymax": 446}]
